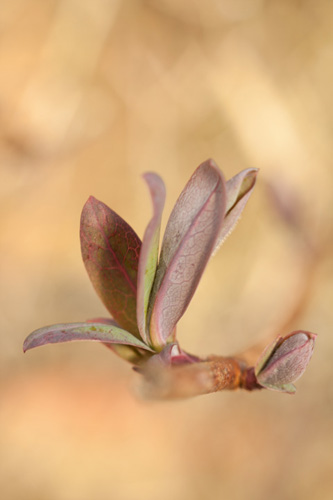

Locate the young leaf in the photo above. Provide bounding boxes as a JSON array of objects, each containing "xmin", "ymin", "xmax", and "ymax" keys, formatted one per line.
[
  {"xmin": 137, "ymin": 173, "xmax": 166, "ymax": 345},
  {"xmin": 149, "ymin": 159, "xmax": 226, "ymax": 349},
  {"xmin": 255, "ymin": 331, "xmax": 316, "ymax": 393},
  {"xmin": 80, "ymin": 197, "xmax": 141, "ymax": 337},
  {"xmin": 212, "ymin": 168, "xmax": 258, "ymax": 254},
  {"xmin": 23, "ymin": 322, "xmax": 154, "ymax": 352},
  {"xmin": 86, "ymin": 317, "xmax": 148, "ymax": 364}
]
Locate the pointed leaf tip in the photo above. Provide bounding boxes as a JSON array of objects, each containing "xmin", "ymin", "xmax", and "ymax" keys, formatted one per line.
[
  {"xmin": 23, "ymin": 322, "xmax": 154, "ymax": 353},
  {"xmin": 213, "ymin": 167, "xmax": 258, "ymax": 254},
  {"xmin": 255, "ymin": 330, "xmax": 316, "ymax": 393},
  {"xmin": 149, "ymin": 159, "xmax": 226, "ymax": 348}
]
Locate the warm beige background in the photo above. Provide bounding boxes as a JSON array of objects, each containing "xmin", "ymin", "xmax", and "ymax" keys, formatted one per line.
[{"xmin": 1, "ymin": 1, "xmax": 332, "ymax": 499}]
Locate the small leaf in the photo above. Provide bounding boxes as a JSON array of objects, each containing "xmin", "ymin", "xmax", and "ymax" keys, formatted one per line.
[
  {"xmin": 255, "ymin": 330, "xmax": 316, "ymax": 393},
  {"xmin": 23, "ymin": 322, "xmax": 154, "ymax": 353},
  {"xmin": 212, "ymin": 168, "xmax": 258, "ymax": 254},
  {"xmin": 149, "ymin": 159, "xmax": 226, "ymax": 349},
  {"xmin": 137, "ymin": 173, "xmax": 166, "ymax": 345},
  {"xmin": 80, "ymin": 197, "xmax": 141, "ymax": 337}
]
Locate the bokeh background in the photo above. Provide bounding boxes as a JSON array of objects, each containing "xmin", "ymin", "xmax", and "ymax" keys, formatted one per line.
[{"xmin": 1, "ymin": 1, "xmax": 333, "ymax": 499}]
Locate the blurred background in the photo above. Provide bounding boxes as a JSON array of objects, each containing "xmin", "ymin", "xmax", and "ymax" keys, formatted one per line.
[{"xmin": 1, "ymin": 0, "xmax": 333, "ymax": 499}]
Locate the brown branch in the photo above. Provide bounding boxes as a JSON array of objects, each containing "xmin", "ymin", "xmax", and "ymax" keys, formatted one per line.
[{"xmin": 139, "ymin": 356, "xmax": 261, "ymax": 400}]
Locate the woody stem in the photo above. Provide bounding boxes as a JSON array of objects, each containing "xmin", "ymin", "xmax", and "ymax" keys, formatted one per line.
[{"xmin": 141, "ymin": 356, "xmax": 262, "ymax": 400}]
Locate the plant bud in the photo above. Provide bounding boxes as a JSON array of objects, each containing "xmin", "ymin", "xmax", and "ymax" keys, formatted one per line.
[{"xmin": 255, "ymin": 331, "xmax": 316, "ymax": 393}]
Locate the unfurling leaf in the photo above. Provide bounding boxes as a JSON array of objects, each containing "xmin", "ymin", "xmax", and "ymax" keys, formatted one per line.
[
  {"xmin": 213, "ymin": 168, "xmax": 258, "ymax": 254},
  {"xmin": 80, "ymin": 196, "xmax": 141, "ymax": 337},
  {"xmin": 149, "ymin": 159, "xmax": 226, "ymax": 349},
  {"xmin": 137, "ymin": 173, "xmax": 166, "ymax": 345},
  {"xmin": 255, "ymin": 331, "xmax": 316, "ymax": 393},
  {"xmin": 23, "ymin": 322, "xmax": 154, "ymax": 353}
]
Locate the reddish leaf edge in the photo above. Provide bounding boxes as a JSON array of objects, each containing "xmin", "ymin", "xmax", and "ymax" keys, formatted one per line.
[
  {"xmin": 149, "ymin": 160, "xmax": 226, "ymax": 348},
  {"xmin": 23, "ymin": 322, "xmax": 154, "ymax": 353},
  {"xmin": 80, "ymin": 196, "xmax": 141, "ymax": 336}
]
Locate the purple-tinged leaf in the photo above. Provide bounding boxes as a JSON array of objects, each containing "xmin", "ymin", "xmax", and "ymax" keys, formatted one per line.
[
  {"xmin": 149, "ymin": 159, "xmax": 226, "ymax": 349},
  {"xmin": 80, "ymin": 197, "xmax": 141, "ymax": 337},
  {"xmin": 23, "ymin": 322, "xmax": 154, "ymax": 353},
  {"xmin": 212, "ymin": 168, "xmax": 258, "ymax": 254},
  {"xmin": 255, "ymin": 330, "xmax": 316, "ymax": 393},
  {"xmin": 86, "ymin": 317, "xmax": 152, "ymax": 364},
  {"xmin": 137, "ymin": 173, "xmax": 166, "ymax": 345}
]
